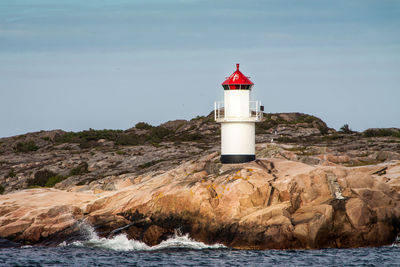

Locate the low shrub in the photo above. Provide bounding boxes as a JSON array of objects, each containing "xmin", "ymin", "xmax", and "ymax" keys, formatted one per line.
[
  {"xmin": 148, "ymin": 127, "xmax": 173, "ymax": 143},
  {"xmin": 255, "ymin": 120, "xmax": 278, "ymax": 132},
  {"xmin": 304, "ymin": 116, "xmax": 317, "ymax": 123},
  {"xmin": 7, "ymin": 170, "xmax": 16, "ymax": 178},
  {"xmin": 115, "ymin": 150, "xmax": 126, "ymax": 155},
  {"xmin": 28, "ymin": 170, "xmax": 67, "ymax": 188},
  {"xmin": 28, "ymin": 169, "xmax": 57, "ymax": 187},
  {"xmin": 191, "ymin": 115, "xmax": 205, "ymax": 121},
  {"xmin": 54, "ymin": 125, "xmax": 186, "ymax": 147},
  {"xmin": 0, "ymin": 185, "xmax": 4, "ymax": 194},
  {"xmin": 14, "ymin": 141, "xmax": 38, "ymax": 152},
  {"xmin": 45, "ymin": 175, "xmax": 67, "ymax": 187},
  {"xmin": 115, "ymin": 133, "xmax": 143, "ymax": 146},
  {"xmin": 317, "ymin": 125, "xmax": 329, "ymax": 135},
  {"xmin": 174, "ymin": 133, "xmax": 204, "ymax": 142},
  {"xmin": 135, "ymin": 122, "xmax": 153, "ymax": 130},
  {"xmin": 259, "ymin": 113, "xmax": 322, "ymax": 130},
  {"xmin": 363, "ymin": 128, "xmax": 400, "ymax": 138},
  {"xmin": 151, "ymin": 142, "xmax": 162, "ymax": 148},
  {"xmin": 78, "ymin": 140, "xmax": 99, "ymax": 149},
  {"xmin": 55, "ymin": 129, "xmax": 123, "ymax": 144},
  {"xmin": 69, "ymin": 162, "xmax": 89, "ymax": 176},
  {"xmin": 339, "ymin": 124, "xmax": 353, "ymax": 134}
]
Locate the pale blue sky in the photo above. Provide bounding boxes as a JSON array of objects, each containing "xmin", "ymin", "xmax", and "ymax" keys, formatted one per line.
[{"xmin": 0, "ymin": 0, "xmax": 399, "ymax": 137}]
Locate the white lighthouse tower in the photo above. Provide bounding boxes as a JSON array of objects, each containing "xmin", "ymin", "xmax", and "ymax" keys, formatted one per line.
[{"xmin": 214, "ymin": 64, "xmax": 262, "ymax": 164}]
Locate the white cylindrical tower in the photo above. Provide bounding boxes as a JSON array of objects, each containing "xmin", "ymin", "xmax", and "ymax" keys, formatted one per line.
[{"xmin": 215, "ymin": 64, "xmax": 262, "ymax": 164}]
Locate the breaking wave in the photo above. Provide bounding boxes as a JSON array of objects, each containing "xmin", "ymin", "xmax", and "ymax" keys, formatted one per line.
[{"xmin": 59, "ymin": 222, "xmax": 225, "ymax": 251}]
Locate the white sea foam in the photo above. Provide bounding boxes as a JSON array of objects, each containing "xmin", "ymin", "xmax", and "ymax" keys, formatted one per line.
[
  {"xmin": 72, "ymin": 233, "xmax": 151, "ymax": 251},
  {"xmin": 151, "ymin": 231, "xmax": 225, "ymax": 250},
  {"xmin": 392, "ymin": 235, "xmax": 400, "ymax": 247},
  {"xmin": 65, "ymin": 223, "xmax": 225, "ymax": 251}
]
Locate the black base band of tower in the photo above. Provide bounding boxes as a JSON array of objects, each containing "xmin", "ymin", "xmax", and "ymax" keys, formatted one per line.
[{"xmin": 220, "ymin": 154, "xmax": 255, "ymax": 164}]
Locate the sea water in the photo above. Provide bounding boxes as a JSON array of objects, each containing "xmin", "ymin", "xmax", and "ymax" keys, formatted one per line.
[{"xmin": 0, "ymin": 225, "xmax": 399, "ymax": 266}]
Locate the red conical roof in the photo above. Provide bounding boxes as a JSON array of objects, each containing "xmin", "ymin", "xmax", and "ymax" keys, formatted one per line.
[{"xmin": 222, "ymin": 64, "xmax": 254, "ymax": 86}]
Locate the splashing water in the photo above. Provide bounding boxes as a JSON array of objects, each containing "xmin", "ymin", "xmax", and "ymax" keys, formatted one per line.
[
  {"xmin": 72, "ymin": 233, "xmax": 150, "ymax": 251},
  {"xmin": 393, "ymin": 235, "xmax": 400, "ymax": 247},
  {"xmin": 152, "ymin": 232, "xmax": 225, "ymax": 250},
  {"xmin": 60, "ymin": 222, "xmax": 225, "ymax": 251}
]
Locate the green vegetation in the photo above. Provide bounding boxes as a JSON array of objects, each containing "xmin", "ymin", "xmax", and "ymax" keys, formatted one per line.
[
  {"xmin": 135, "ymin": 122, "xmax": 153, "ymax": 130},
  {"xmin": 115, "ymin": 150, "xmax": 126, "ymax": 155},
  {"xmin": 148, "ymin": 127, "xmax": 173, "ymax": 142},
  {"xmin": 344, "ymin": 158, "xmax": 383, "ymax": 167},
  {"xmin": 191, "ymin": 114, "xmax": 213, "ymax": 123},
  {"xmin": 384, "ymin": 139, "xmax": 400, "ymax": 144},
  {"xmin": 69, "ymin": 162, "xmax": 88, "ymax": 176},
  {"xmin": 27, "ymin": 169, "xmax": 57, "ymax": 187},
  {"xmin": 7, "ymin": 170, "xmax": 16, "ymax": 178},
  {"xmin": 115, "ymin": 133, "xmax": 143, "ymax": 146},
  {"xmin": 151, "ymin": 142, "xmax": 162, "ymax": 148},
  {"xmin": 256, "ymin": 118, "xmax": 278, "ymax": 133},
  {"xmin": 78, "ymin": 141, "xmax": 98, "ymax": 149},
  {"xmin": 116, "ymin": 127, "xmax": 174, "ymax": 145},
  {"xmin": 339, "ymin": 124, "xmax": 353, "ymax": 134},
  {"xmin": 0, "ymin": 185, "xmax": 4, "ymax": 194},
  {"xmin": 256, "ymin": 113, "xmax": 324, "ymax": 133},
  {"xmin": 173, "ymin": 133, "xmax": 204, "ymax": 142},
  {"xmin": 56, "ymin": 129, "xmax": 123, "ymax": 144},
  {"xmin": 55, "ymin": 126, "xmax": 176, "ymax": 147},
  {"xmin": 14, "ymin": 140, "xmax": 38, "ymax": 152},
  {"xmin": 264, "ymin": 113, "xmax": 319, "ymax": 125},
  {"xmin": 363, "ymin": 128, "xmax": 400, "ymax": 138},
  {"xmin": 317, "ymin": 125, "xmax": 329, "ymax": 135},
  {"xmin": 191, "ymin": 115, "xmax": 205, "ymax": 121},
  {"xmin": 45, "ymin": 175, "xmax": 67, "ymax": 187},
  {"xmin": 41, "ymin": 136, "xmax": 51, "ymax": 141},
  {"xmin": 27, "ymin": 164, "xmax": 88, "ymax": 188}
]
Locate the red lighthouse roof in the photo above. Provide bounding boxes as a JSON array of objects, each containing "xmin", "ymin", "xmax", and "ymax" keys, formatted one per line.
[{"xmin": 222, "ymin": 64, "xmax": 254, "ymax": 90}]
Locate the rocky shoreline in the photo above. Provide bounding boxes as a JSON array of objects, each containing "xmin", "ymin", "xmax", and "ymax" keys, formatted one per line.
[{"xmin": 0, "ymin": 113, "xmax": 399, "ymax": 249}]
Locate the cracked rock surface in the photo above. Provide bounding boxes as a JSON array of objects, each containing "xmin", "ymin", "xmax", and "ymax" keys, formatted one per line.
[
  {"xmin": 0, "ymin": 112, "xmax": 400, "ymax": 248},
  {"xmin": 0, "ymin": 153, "xmax": 399, "ymax": 249}
]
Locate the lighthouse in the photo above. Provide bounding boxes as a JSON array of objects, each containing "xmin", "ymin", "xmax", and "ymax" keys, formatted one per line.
[{"xmin": 214, "ymin": 64, "xmax": 262, "ymax": 164}]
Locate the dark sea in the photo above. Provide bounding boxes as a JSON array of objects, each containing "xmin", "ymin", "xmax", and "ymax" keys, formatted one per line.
[{"xmin": 0, "ymin": 225, "xmax": 399, "ymax": 267}]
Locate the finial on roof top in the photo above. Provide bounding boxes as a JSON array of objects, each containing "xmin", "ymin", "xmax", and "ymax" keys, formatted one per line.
[{"xmin": 236, "ymin": 63, "xmax": 239, "ymax": 71}]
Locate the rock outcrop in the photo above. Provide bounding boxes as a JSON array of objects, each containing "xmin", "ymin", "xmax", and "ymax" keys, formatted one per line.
[
  {"xmin": 1, "ymin": 153, "xmax": 399, "ymax": 249},
  {"xmin": 0, "ymin": 112, "xmax": 399, "ymax": 249}
]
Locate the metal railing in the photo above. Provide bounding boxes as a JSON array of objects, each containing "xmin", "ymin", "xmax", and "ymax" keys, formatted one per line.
[{"xmin": 214, "ymin": 100, "xmax": 263, "ymax": 122}]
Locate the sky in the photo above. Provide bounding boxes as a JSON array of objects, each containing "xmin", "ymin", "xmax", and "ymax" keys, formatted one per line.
[{"xmin": 0, "ymin": 0, "xmax": 399, "ymax": 137}]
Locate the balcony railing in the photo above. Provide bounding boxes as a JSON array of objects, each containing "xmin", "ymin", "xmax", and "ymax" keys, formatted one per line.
[{"xmin": 214, "ymin": 101, "xmax": 263, "ymax": 122}]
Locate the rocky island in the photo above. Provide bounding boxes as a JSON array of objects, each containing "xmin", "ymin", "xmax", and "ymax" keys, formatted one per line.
[{"xmin": 0, "ymin": 112, "xmax": 399, "ymax": 249}]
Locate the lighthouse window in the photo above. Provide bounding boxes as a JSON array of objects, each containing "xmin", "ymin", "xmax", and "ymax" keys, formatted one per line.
[{"xmin": 223, "ymin": 85, "xmax": 251, "ymax": 90}]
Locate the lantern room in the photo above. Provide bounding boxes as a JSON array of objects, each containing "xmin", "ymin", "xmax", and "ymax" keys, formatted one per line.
[{"xmin": 221, "ymin": 64, "xmax": 254, "ymax": 90}]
